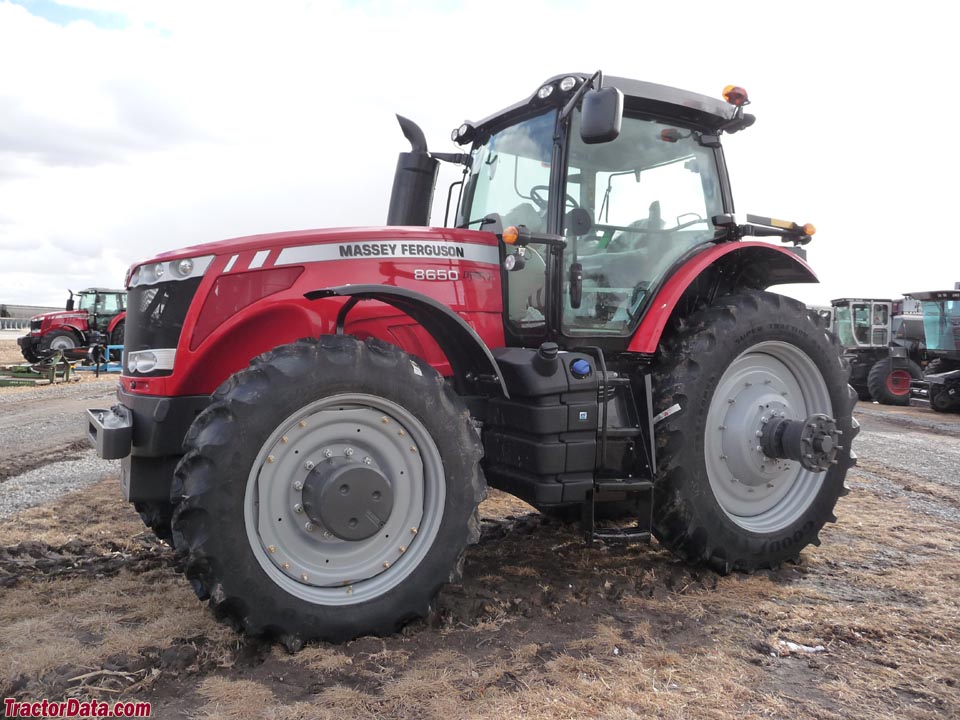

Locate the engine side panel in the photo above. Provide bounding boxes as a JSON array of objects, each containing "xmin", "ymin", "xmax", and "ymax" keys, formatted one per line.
[{"xmin": 121, "ymin": 228, "xmax": 505, "ymax": 397}]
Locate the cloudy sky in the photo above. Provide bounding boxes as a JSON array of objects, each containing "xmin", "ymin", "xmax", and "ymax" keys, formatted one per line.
[{"xmin": 1, "ymin": 0, "xmax": 958, "ymax": 308}]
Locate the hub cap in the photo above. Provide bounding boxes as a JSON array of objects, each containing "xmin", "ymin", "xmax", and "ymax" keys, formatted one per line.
[
  {"xmin": 243, "ymin": 393, "xmax": 445, "ymax": 606},
  {"xmin": 704, "ymin": 341, "xmax": 832, "ymax": 533},
  {"xmin": 886, "ymin": 369, "xmax": 911, "ymax": 395}
]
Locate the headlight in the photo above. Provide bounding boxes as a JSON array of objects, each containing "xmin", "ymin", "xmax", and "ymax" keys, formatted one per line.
[
  {"xmin": 537, "ymin": 84, "xmax": 554, "ymax": 99},
  {"xmin": 560, "ymin": 76, "xmax": 577, "ymax": 92},
  {"xmin": 125, "ymin": 348, "xmax": 176, "ymax": 373},
  {"xmin": 128, "ymin": 255, "xmax": 214, "ymax": 288}
]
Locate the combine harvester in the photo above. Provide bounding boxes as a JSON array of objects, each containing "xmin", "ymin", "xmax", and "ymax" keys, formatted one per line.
[
  {"xmin": 903, "ymin": 288, "xmax": 960, "ymax": 412},
  {"xmin": 88, "ymin": 73, "xmax": 859, "ymax": 645}
]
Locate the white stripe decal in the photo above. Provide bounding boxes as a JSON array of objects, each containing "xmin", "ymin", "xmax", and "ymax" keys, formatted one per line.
[
  {"xmin": 276, "ymin": 240, "xmax": 500, "ymax": 267},
  {"xmin": 223, "ymin": 254, "xmax": 239, "ymax": 272},
  {"xmin": 249, "ymin": 250, "xmax": 270, "ymax": 269}
]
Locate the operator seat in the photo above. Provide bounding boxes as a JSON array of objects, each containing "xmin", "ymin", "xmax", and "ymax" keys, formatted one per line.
[{"xmin": 609, "ymin": 200, "xmax": 664, "ymax": 249}]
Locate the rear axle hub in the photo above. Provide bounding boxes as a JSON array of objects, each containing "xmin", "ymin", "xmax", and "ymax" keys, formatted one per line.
[
  {"xmin": 302, "ymin": 457, "xmax": 394, "ymax": 541},
  {"xmin": 760, "ymin": 413, "xmax": 839, "ymax": 472}
]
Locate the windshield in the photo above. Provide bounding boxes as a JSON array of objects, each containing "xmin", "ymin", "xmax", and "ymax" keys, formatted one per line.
[
  {"xmin": 459, "ymin": 111, "xmax": 557, "ymax": 330},
  {"xmin": 562, "ymin": 112, "xmax": 724, "ymax": 336},
  {"xmin": 77, "ymin": 293, "xmax": 96, "ymax": 313},
  {"xmin": 921, "ymin": 299, "xmax": 960, "ymax": 353},
  {"xmin": 459, "ymin": 110, "xmax": 556, "ymax": 232}
]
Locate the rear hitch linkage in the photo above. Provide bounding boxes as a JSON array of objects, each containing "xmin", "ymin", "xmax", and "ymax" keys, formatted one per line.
[{"xmin": 760, "ymin": 413, "xmax": 840, "ymax": 472}]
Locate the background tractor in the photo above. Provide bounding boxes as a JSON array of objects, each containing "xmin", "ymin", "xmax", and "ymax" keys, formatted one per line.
[
  {"xmin": 18, "ymin": 288, "xmax": 126, "ymax": 363},
  {"xmin": 88, "ymin": 73, "xmax": 858, "ymax": 646},
  {"xmin": 904, "ymin": 290, "xmax": 960, "ymax": 412},
  {"xmin": 831, "ymin": 297, "xmax": 925, "ymax": 405}
]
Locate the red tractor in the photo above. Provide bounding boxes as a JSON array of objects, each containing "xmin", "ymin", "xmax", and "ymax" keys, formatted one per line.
[
  {"xmin": 18, "ymin": 288, "xmax": 126, "ymax": 363},
  {"xmin": 88, "ymin": 73, "xmax": 858, "ymax": 646}
]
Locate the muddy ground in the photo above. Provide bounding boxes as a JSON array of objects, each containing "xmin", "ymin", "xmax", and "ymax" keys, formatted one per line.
[{"xmin": 1, "ymin": 338, "xmax": 958, "ymax": 719}]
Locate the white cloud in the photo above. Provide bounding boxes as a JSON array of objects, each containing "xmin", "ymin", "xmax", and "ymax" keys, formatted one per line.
[{"xmin": 1, "ymin": 0, "xmax": 959, "ymax": 307}]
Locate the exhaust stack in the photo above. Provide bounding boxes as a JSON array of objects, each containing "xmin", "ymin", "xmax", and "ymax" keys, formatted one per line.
[{"xmin": 386, "ymin": 115, "xmax": 439, "ymax": 227}]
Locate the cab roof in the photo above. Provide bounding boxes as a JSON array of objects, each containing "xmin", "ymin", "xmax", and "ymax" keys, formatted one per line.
[{"xmin": 469, "ymin": 73, "xmax": 739, "ymax": 137}]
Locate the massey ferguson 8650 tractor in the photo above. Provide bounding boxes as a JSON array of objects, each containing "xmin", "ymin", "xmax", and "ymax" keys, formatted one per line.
[{"xmin": 88, "ymin": 73, "xmax": 858, "ymax": 645}]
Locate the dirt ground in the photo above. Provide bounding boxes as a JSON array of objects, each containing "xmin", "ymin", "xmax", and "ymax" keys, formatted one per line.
[{"xmin": 1, "ymin": 336, "xmax": 958, "ymax": 719}]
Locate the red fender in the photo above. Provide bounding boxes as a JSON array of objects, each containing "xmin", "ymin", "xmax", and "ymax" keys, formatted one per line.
[
  {"xmin": 627, "ymin": 241, "xmax": 817, "ymax": 354},
  {"xmin": 107, "ymin": 312, "xmax": 126, "ymax": 334}
]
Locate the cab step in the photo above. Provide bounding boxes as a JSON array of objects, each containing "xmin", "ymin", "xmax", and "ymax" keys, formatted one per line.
[{"xmin": 582, "ymin": 478, "xmax": 654, "ymax": 544}]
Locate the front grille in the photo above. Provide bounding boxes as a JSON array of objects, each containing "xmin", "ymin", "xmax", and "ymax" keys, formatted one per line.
[
  {"xmin": 124, "ymin": 278, "xmax": 203, "ymax": 376},
  {"xmin": 30, "ymin": 319, "xmax": 42, "ymax": 331}
]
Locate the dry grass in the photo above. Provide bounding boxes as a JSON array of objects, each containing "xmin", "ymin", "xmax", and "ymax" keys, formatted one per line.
[{"xmin": 0, "ymin": 452, "xmax": 957, "ymax": 718}]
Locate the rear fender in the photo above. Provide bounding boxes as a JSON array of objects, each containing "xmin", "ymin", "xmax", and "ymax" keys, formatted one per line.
[
  {"xmin": 107, "ymin": 312, "xmax": 126, "ymax": 334},
  {"xmin": 307, "ymin": 284, "xmax": 509, "ymax": 398},
  {"xmin": 629, "ymin": 242, "xmax": 817, "ymax": 353}
]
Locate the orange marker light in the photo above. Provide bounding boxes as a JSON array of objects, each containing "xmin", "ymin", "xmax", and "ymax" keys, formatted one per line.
[
  {"xmin": 660, "ymin": 128, "xmax": 680, "ymax": 143},
  {"xmin": 503, "ymin": 226, "xmax": 519, "ymax": 245},
  {"xmin": 803, "ymin": 223, "xmax": 817, "ymax": 236},
  {"xmin": 722, "ymin": 85, "xmax": 749, "ymax": 106}
]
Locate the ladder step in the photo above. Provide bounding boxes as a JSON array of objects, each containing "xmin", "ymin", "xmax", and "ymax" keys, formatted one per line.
[
  {"xmin": 592, "ymin": 528, "xmax": 651, "ymax": 543},
  {"xmin": 594, "ymin": 479, "xmax": 653, "ymax": 493}
]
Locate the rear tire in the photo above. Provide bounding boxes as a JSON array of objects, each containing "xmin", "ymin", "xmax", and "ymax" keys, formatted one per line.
[
  {"xmin": 867, "ymin": 357, "xmax": 921, "ymax": 405},
  {"xmin": 110, "ymin": 321, "xmax": 125, "ymax": 361},
  {"xmin": 650, "ymin": 291, "xmax": 858, "ymax": 572},
  {"xmin": 170, "ymin": 336, "xmax": 484, "ymax": 644}
]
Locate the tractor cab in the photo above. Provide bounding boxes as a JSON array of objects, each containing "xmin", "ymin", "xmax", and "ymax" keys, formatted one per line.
[
  {"xmin": 73, "ymin": 288, "xmax": 126, "ymax": 333},
  {"xmin": 911, "ymin": 291, "xmax": 960, "ymax": 359},
  {"xmin": 450, "ymin": 74, "xmax": 743, "ymax": 347},
  {"xmin": 831, "ymin": 298, "xmax": 893, "ymax": 349}
]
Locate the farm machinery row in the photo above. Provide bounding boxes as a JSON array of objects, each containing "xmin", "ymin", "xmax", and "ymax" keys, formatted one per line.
[{"xmin": 829, "ymin": 292, "xmax": 960, "ymax": 411}]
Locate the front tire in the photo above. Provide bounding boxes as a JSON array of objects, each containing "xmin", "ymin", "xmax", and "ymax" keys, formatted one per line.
[
  {"xmin": 651, "ymin": 291, "xmax": 858, "ymax": 572},
  {"xmin": 39, "ymin": 329, "xmax": 78, "ymax": 354},
  {"xmin": 867, "ymin": 357, "xmax": 921, "ymax": 405},
  {"xmin": 170, "ymin": 336, "xmax": 484, "ymax": 644}
]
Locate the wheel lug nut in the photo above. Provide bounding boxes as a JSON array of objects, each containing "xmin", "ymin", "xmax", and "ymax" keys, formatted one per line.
[
  {"xmin": 268, "ymin": 545, "xmax": 276, "ymax": 553},
  {"xmin": 755, "ymin": 430, "xmax": 762, "ymax": 437},
  {"xmin": 322, "ymin": 449, "xmax": 333, "ymax": 459},
  {"xmin": 344, "ymin": 448, "xmax": 354, "ymax": 457},
  {"xmin": 294, "ymin": 504, "xmax": 303, "ymax": 514},
  {"xmin": 323, "ymin": 531, "xmax": 332, "ymax": 538},
  {"xmin": 755, "ymin": 445, "xmax": 763, "ymax": 453},
  {"xmin": 305, "ymin": 522, "xmax": 315, "ymax": 532},
  {"xmin": 301, "ymin": 573, "xmax": 309, "ymax": 582},
  {"xmin": 304, "ymin": 461, "xmax": 315, "ymax": 470},
  {"xmin": 293, "ymin": 480, "xmax": 303, "ymax": 491},
  {"xmin": 383, "ymin": 561, "xmax": 391, "ymax": 569}
]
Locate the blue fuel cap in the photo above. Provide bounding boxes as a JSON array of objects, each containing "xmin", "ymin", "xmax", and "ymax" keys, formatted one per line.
[{"xmin": 570, "ymin": 358, "xmax": 592, "ymax": 379}]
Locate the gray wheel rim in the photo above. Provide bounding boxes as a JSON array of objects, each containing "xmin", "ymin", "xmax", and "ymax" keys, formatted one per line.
[
  {"xmin": 244, "ymin": 393, "xmax": 445, "ymax": 606},
  {"xmin": 49, "ymin": 335, "xmax": 76, "ymax": 350},
  {"xmin": 704, "ymin": 341, "xmax": 832, "ymax": 533}
]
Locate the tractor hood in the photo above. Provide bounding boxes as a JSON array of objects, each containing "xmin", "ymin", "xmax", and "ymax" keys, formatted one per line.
[
  {"xmin": 147, "ymin": 226, "xmax": 486, "ymax": 261},
  {"xmin": 31, "ymin": 310, "xmax": 87, "ymax": 323}
]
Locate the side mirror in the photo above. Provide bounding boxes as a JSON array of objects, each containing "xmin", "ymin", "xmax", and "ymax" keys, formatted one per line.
[{"xmin": 580, "ymin": 87, "xmax": 623, "ymax": 144}]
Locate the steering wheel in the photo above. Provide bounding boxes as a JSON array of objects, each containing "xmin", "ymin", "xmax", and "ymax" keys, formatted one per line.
[{"xmin": 529, "ymin": 185, "xmax": 579, "ymax": 212}]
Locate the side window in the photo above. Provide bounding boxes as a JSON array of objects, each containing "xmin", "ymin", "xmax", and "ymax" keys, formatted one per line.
[
  {"xmin": 852, "ymin": 304, "xmax": 870, "ymax": 344},
  {"xmin": 100, "ymin": 293, "xmax": 121, "ymax": 314},
  {"xmin": 562, "ymin": 112, "xmax": 723, "ymax": 337}
]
